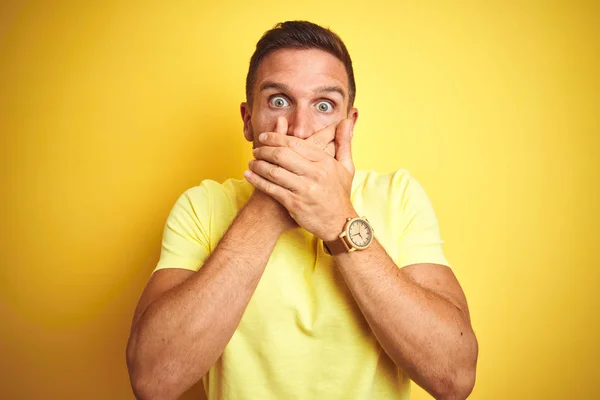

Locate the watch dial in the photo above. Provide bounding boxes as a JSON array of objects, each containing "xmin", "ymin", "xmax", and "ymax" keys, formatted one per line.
[{"xmin": 348, "ymin": 219, "xmax": 372, "ymax": 247}]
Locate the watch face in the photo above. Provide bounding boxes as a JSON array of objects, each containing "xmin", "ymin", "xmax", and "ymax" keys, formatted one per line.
[{"xmin": 348, "ymin": 219, "xmax": 373, "ymax": 248}]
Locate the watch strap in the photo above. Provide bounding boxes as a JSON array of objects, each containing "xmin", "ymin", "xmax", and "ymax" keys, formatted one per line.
[{"xmin": 324, "ymin": 237, "xmax": 352, "ymax": 256}]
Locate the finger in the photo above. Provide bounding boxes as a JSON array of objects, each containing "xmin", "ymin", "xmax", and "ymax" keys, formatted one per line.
[
  {"xmin": 244, "ymin": 169, "xmax": 291, "ymax": 206},
  {"xmin": 258, "ymin": 131, "xmax": 324, "ymax": 162},
  {"xmin": 275, "ymin": 116, "xmax": 288, "ymax": 135},
  {"xmin": 306, "ymin": 121, "xmax": 337, "ymax": 150},
  {"xmin": 334, "ymin": 119, "xmax": 355, "ymax": 173},
  {"xmin": 253, "ymin": 146, "xmax": 312, "ymax": 175},
  {"xmin": 248, "ymin": 159, "xmax": 300, "ymax": 191},
  {"xmin": 256, "ymin": 115, "xmax": 289, "ymax": 145},
  {"xmin": 324, "ymin": 141, "xmax": 336, "ymax": 158}
]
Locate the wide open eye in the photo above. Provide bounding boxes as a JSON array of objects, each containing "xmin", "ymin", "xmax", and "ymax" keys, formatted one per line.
[
  {"xmin": 269, "ymin": 96, "xmax": 289, "ymax": 108},
  {"xmin": 316, "ymin": 101, "xmax": 333, "ymax": 113}
]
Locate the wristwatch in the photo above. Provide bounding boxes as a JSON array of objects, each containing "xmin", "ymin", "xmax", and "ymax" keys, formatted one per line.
[{"xmin": 323, "ymin": 216, "xmax": 374, "ymax": 255}]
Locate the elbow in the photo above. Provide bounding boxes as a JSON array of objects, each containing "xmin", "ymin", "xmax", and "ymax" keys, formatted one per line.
[
  {"xmin": 129, "ymin": 375, "xmax": 154, "ymax": 400},
  {"xmin": 128, "ymin": 362, "xmax": 196, "ymax": 400},
  {"xmin": 436, "ymin": 343, "xmax": 479, "ymax": 400},
  {"xmin": 126, "ymin": 336, "xmax": 165, "ymax": 400},
  {"xmin": 428, "ymin": 369, "xmax": 475, "ymax": 400},
  {"xmin": 443, "ymin": 368, "xmax": 476, "ymax": 400},
  {"xmin": 127, "ymin": 355, "xmax": 168, "ymax": 400},
  {"xmin": 126, "ymin": 338, "xmax": 149, "ymax": 399},
  {"xmin": 435, "ymin": 349, "xmax": 477, "ymax": 400},
  {"xmin": 130, "ymin": 380, "xmax": 165, "ymax": 400},
  {"xmin": 126, "ymin": 336, "xmax": 190, "ymax": 400}
]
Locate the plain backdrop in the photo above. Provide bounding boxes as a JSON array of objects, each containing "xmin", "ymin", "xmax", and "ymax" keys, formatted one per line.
[{"xmin": 1, "ymin": 1, "xmax": 598, "ymax": 399}]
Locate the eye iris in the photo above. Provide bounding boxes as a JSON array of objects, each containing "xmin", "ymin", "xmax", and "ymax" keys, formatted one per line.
[
  {"xmin": 274, "ymin": 98, "xmax": 285, "ymax": 107},
  {"xmin": 319, "ymin": 102, "xmax": 330, "ymax": 112}
]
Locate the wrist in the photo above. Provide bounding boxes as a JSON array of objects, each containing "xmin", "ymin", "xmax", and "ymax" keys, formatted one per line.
[
  {"xmin": 246, "ymin": 191, "xmax": 296, "ymax": 235},
  {"xmin": 322, "ymin": 209, "xmax": 358, "ymax": 243}
]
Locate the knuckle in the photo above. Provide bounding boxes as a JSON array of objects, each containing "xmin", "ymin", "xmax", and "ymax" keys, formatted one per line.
[
  {"xmin": 267, "ymin": 165, "xmax": 279, "ymax": 179},
  {"xmin": 281, "ymin": 193, "xmax": 292, "ymax": 209},
  {"xmin": 290, "ymin": 195, "xmax": 303, "ymax": 211},
  {"xmin": 254, "ymin": 160, "xmax": 265, "ymax": 173},
  {"xmin": 315, "ymin": 169, "xmax": 327, "ymax": 181},
  {"xmin": 273, "ymin": 148, "xmax": 285, "ymax": 163},
  {"xmin": 307, "ymin": 183, "xmax": 318, "ymax": 194},
  {"xmin": 288, "ymin": 138, "xmax": 300, "ymax": 150},
  {"xmin": 324, "ymin": 143, "xmax": 335, "ymax": 157},
  {"xmin": 265, "ymin": 181, "xmax": 276, "ymax": 195},
  {"xmin": 311, "ymin": 136, "xmax": 325, "ymax": 149}
]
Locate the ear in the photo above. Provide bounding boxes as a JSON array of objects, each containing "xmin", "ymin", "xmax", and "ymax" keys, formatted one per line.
[
  {"xmin": 347, "ymin": 107, "xmax": 359, "ymax": 129},
  {"xmin": 240, "ymin": 102, "xmax": 253, "ymax": 142}
]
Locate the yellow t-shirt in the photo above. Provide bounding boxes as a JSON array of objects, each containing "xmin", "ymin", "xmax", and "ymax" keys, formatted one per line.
[{"xmin": 154, "ymin": 168, "xmax": 450, "ymax": 400}]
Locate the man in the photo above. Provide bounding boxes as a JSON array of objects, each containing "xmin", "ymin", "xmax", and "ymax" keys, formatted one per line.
[{"xmin": 126, "ymin": 21, "xmax": 478, "ymax": 400}]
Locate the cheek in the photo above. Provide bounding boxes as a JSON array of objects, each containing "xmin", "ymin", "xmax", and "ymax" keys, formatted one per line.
[
  {"xmin": 250, "ymin": 112, "xmax": 279, "ymax": 149},
  {"xmin": 312, "ymin": 110, "xmax": 344, "ymax": 132},
  {"xmin": 251, "ymin": 112, "xmax": 278, "ymax": 135},
  {"xmin": 317, "ymin": 110, "xmax": 342, "ymax": 123}
]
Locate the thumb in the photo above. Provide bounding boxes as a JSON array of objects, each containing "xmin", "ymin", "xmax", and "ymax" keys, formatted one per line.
[
  {"xmin": 274, "ymin": 116, "xmax": 288, "ymax": 135},
  {"xmin": 335, "ymin": 119, "xmax": 355, "ymax": 173}
]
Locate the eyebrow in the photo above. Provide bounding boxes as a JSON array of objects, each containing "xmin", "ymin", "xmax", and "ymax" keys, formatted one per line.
[
  {"xmin": 259, "ymin": 81, "xmax": 347, "ymax": 100},
  {"xmin": 315, "ymin": 85, "xmax": 347, "ymax": 100}
]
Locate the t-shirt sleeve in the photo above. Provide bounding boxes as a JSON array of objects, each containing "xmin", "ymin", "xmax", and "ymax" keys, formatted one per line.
[
  {"xmin": 397, "ymin": 175, "xmax": 451, "ymax": 269},
  {"xmin": 153, "ymin": 185, "xmax": 212, "ymax": 273}
]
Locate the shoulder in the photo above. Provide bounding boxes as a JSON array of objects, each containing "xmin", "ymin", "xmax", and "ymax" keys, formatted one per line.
[
  {"xmin": 174, "ymin": 177, "xmax": 251, "ymax": 214},
  {"xmin": 352, "ymin": 168, "xmax": 439, "ymax": 235},
  {"xmin": 179, "ymin": 177, "xmax": 235, "ymax": 200},
  {"xmin": 353, "ymin": 168, "xmax": 413, "ymax": 186},
  {"xmin": 169, "ymin": 179, "xmax": 218, "ymax": 219},
  {"xmin": 352, "ymin": 168, "xmax": 420, "ymax": 202},
  {"xmin": 167, "ymin": 177, "xmax": 253, "ymax": 247}
]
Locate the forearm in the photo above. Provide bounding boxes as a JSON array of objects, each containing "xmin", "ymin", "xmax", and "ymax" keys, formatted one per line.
[
  {"xmin": 334, "ymin": 240, "xmax": 478, "ymax": 399},
  {"xmin": 128, "ymin": 197, "xmax": 286, "ymax": 399}
]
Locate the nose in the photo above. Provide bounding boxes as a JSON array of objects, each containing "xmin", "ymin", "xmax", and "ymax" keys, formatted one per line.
[{"xmin": 286, "ymin": 105, "xmax": 314, "ymax": 139}]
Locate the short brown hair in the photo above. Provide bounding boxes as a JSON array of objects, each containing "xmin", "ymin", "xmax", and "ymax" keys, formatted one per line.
[{"xmin": 245, "ymin": 21, "xmax": 356, "ymax": 109}]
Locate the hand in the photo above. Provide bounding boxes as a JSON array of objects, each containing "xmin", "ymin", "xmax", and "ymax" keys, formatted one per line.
[
  {"xmin": 244, "ymin": 117, "xmax": 357, "ymax": 242},
  {"xmin": 246, "ymin": 117, "xmax": 338, "ymax": 235}
]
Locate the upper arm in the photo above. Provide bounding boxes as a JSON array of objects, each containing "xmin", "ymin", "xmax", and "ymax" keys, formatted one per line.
[
  {"xmin": 131, "ymin": 184, "xmax": 212, "ymax": 327},
  {"xmin": 397, "ymin": 174, "xmax": 450, "ymax": 269},
  {"xmin": 395, "ymin": 174, "xmax": 470, "ymax": 319},
  {"xmin": 154, "ymin": 186, "xmax": 212, "ymax": 274}
]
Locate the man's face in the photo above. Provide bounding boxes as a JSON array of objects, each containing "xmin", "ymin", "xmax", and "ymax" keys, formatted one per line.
[{"xmin": 241, "ymin": 48, "xmax": 358, "ymax": 148}]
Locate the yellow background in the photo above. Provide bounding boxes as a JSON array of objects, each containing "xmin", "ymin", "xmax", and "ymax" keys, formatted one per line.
[{"xmin": 1, "ymin": 1, "xmax": 598, "ymax": 399}]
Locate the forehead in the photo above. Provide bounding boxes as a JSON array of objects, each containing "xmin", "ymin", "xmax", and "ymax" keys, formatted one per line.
[{"xmin": 254, "ymin": 48, "xmax": 348, "ymax": 96}]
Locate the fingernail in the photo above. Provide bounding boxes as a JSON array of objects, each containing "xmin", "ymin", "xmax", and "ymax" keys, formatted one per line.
[
  {"xmin": 252, "ymin": 148, "xmax": 258, "ymax": 156},
  {"xmin": 248, "ymin": 160, "xmax": 254, "ymax": 168},
  {"xmin": 244, "ymin": 170, "xmax": 252, "ymax": 179},
  {"xmin": 259, "ymin": 133, "xmax": 268, "ymax": 142}
]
